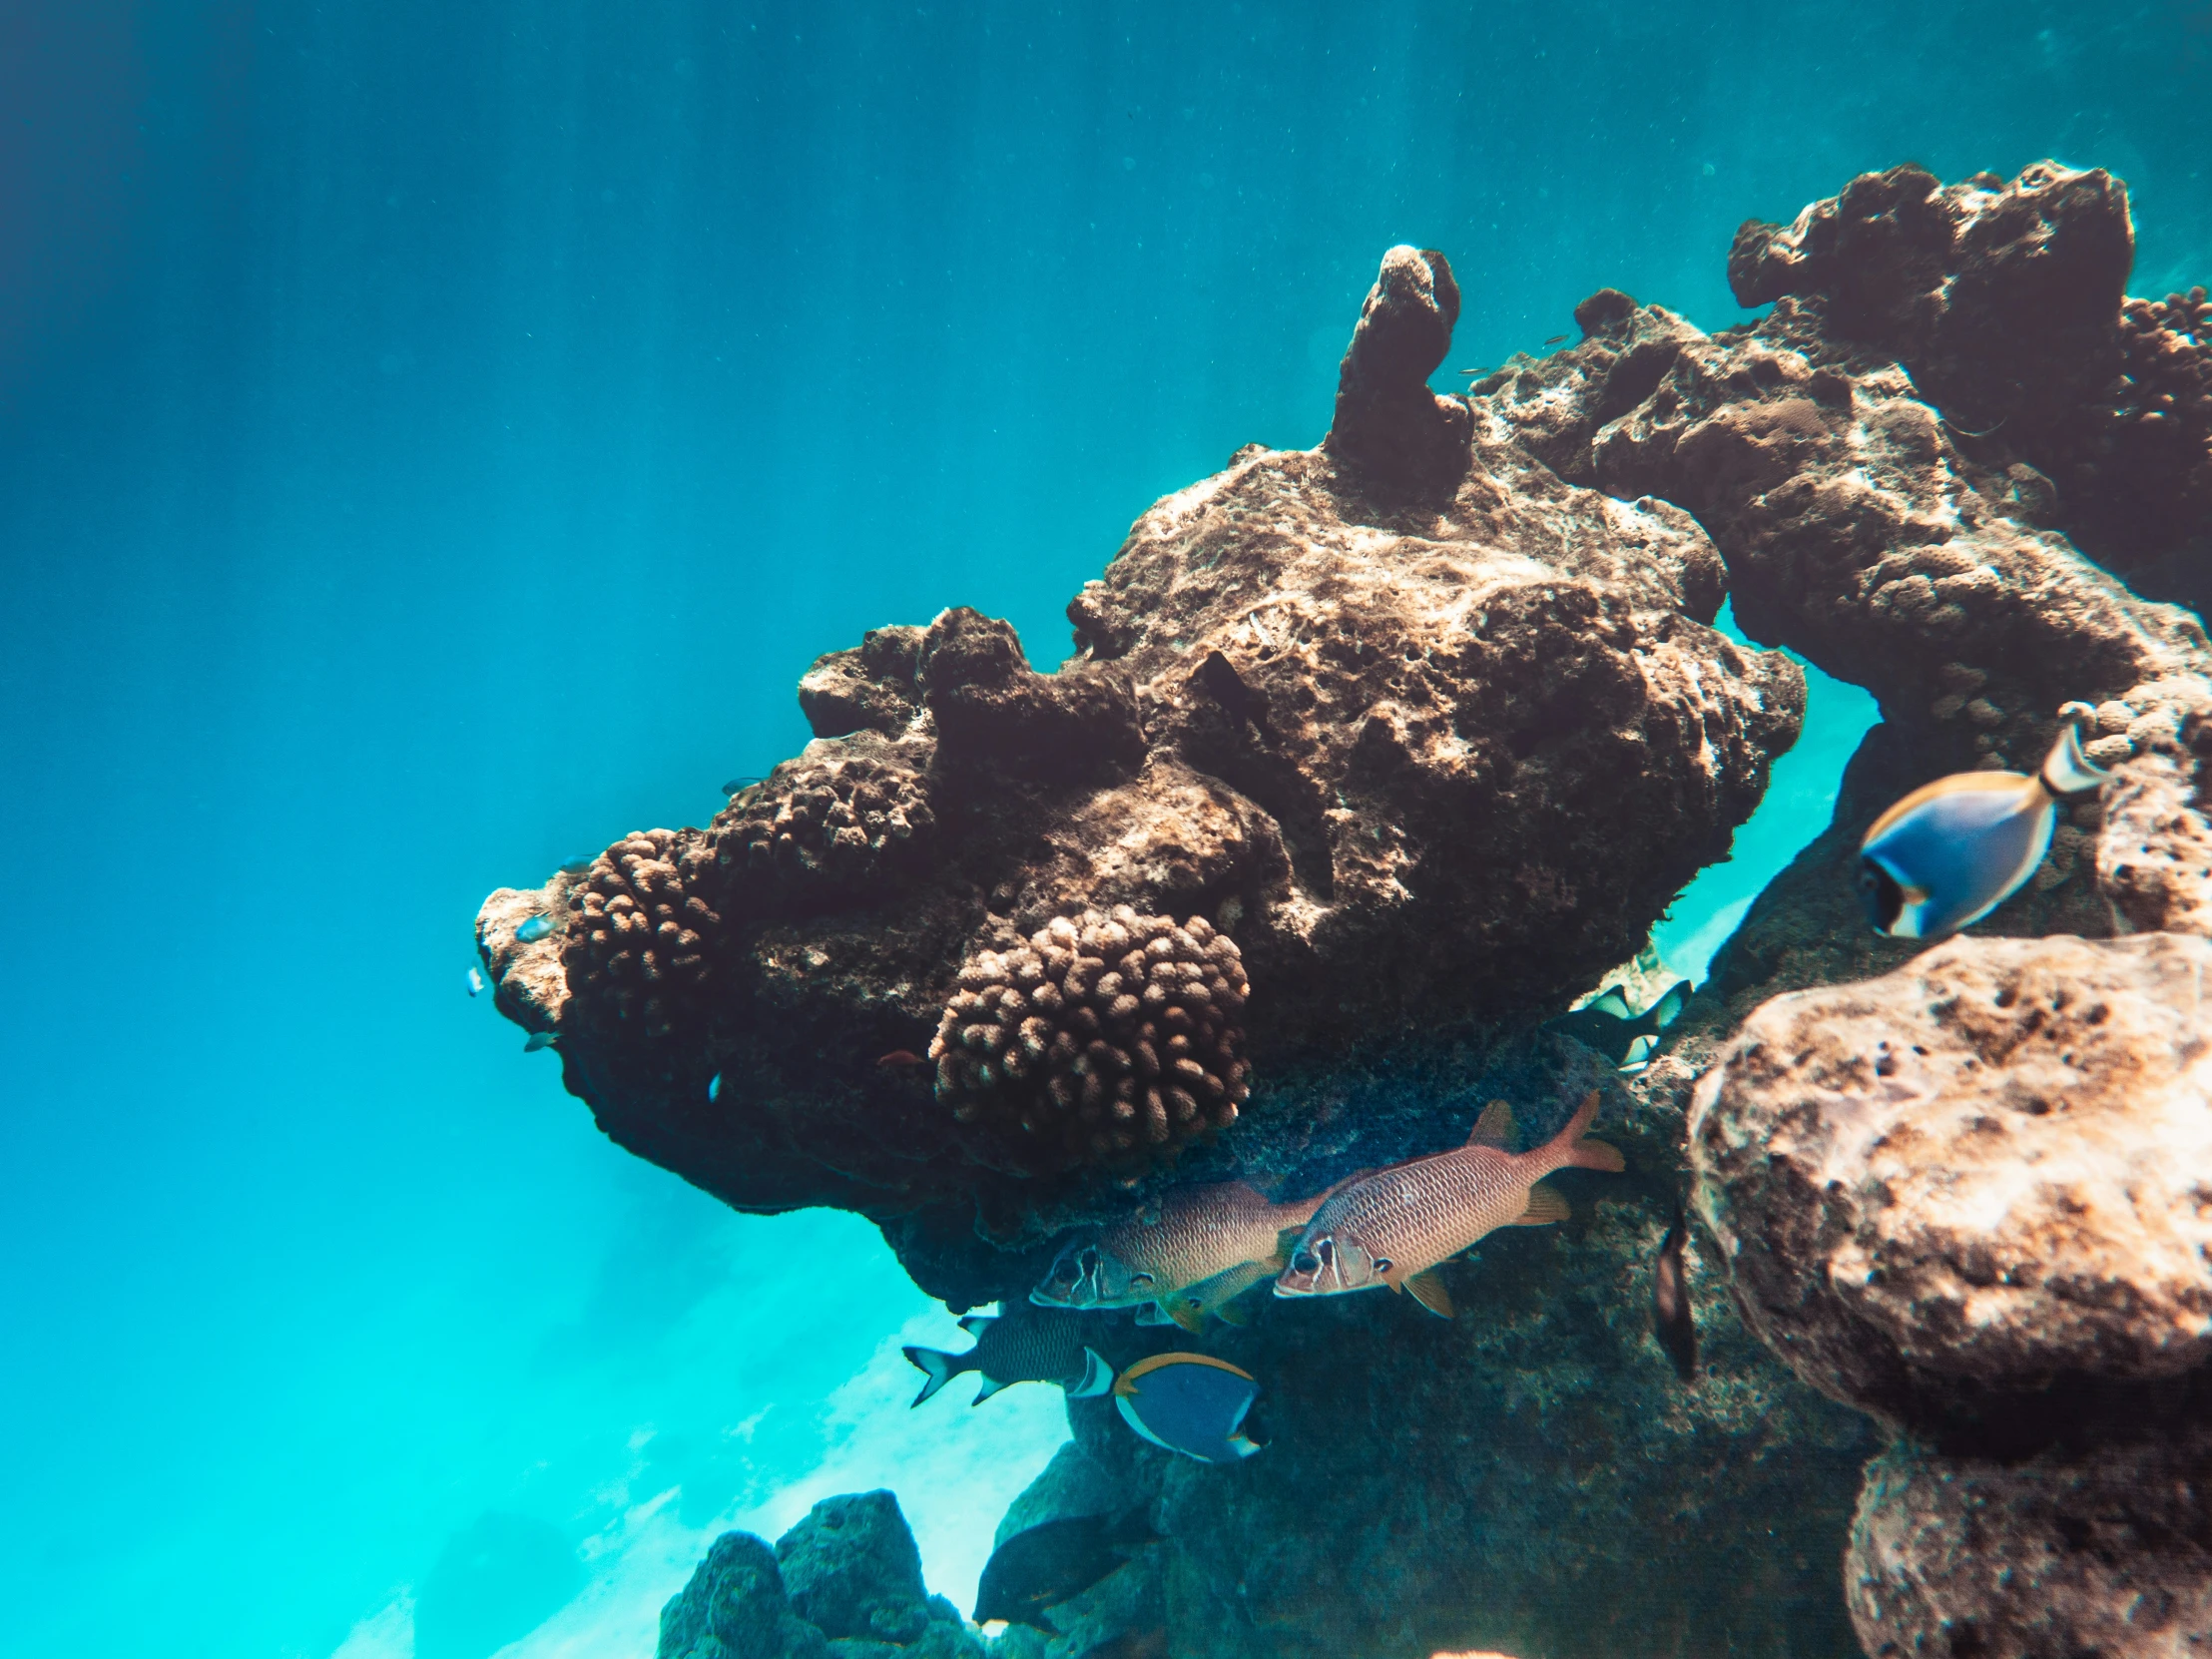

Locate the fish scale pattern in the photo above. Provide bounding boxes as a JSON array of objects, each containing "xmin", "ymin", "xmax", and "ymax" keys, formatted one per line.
[
  {"xmin": 559, "ymin": 829, "xmax": 724, "ymax": 1044},
  {"xmin": 930, "ymin": 906, "xmax": 1251, "ymax": 1173}
]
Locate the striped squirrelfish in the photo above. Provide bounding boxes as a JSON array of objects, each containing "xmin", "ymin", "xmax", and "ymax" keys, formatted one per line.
[
  {"xmin": 1275, "ymin": 1092, "xmax": 1622, "ymax": 1318},
  {"xmin": 1031, "ymin": 1180, "xmax": 1328, "ymax": 1331}
]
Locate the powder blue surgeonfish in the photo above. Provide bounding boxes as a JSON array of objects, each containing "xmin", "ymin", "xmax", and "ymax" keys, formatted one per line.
[
  {"xmin": 1858, "ymin": 723, "xmax": 2109, "ymax": 939},
  {"xmin": 1112, "ymin": 1352, "xmax": 1265, "ymax": 1463}
]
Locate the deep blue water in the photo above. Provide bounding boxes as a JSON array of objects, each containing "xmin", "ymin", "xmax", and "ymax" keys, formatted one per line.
[{"xmin": 3, "ymin": 4, "xmax": 2207, "ymax": 1655}]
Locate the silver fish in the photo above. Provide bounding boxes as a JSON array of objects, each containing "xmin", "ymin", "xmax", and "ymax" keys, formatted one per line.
[
  {"xmin": 523, "ymin": 1031, "xmax": 558, "ymax": 1052},
  {"xmin": 1858, "ymin": 723, "xmax": 2108, "ymax": 938},
  {"xmin": 708, "ymin": 1072, "xmax": 724, "ymax": 1103},
  {"xmin": 466, "ymin": 966, "xmax": 486, "ymax": 997},
  {"xmin": 515, "ymin": 913, "xmax": 556, "ymax": 944},
  {"xmin": 1275, "ymin": 1092, "xmax": 1622, "ymax": 1318},
  {"xmin": 1031, "ymin": 1181, "xmax": 1327, "ymax": 1331}
]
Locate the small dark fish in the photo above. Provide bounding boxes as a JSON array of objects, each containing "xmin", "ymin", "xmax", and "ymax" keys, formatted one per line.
[
  {"xmin": 523, "ymin": 1031, "xmax": 558, "ymax": 1053},
  {"xmin": 707, "ymin": 1072, "xmax": 724, "ymax": 1103},
  {"xmin": 1076, "ymin": 1628, "xmax": 1169, "ymax": 1659},
  {"xmin": 515, "ymin": 913, "xmax": 556, "ymax": 944},
  {"xmin": 974, "ymin": 1506, "xmax": 1159, "ymax": 1631},
  {"xmin": 1545, "ymin": 979, "xmax": 1688, "ymax": 1069},
  {"xmin": 1111, "ymin": 1352, "xmax": 1265, "ymax": 1463},
  {"xmin": 1652, "ymin": 1205, "xmax": 1697, "ymax": 1382},
  {"xmin": 876, "ymin": 1049, "xmax": 927, "ymax": 1071},
  {"xmin": 557, "ymin": 855, "xmax": 596, "ymax": 875},
  {"xmin": 1542, "ymin": 332, "xmax": 1568, "ymax": 346},
  {"xmin": 1195, "ymin": 650, "xmax": 1274, "ymax": 740},
  {"xmin": 904, "ymin": 1305, "xmax": 1113, "ymax": 1407},
  {"xmin": 466, "ymin": 966, "xmax": 486, "ymax": 998},
  {"xmin": 721, "ymin": 776, "xmax": 765, "ymax": 796},
  {"xmin": 1859, "ymin": 723, "xmax": 2108, "ymax": 939}
]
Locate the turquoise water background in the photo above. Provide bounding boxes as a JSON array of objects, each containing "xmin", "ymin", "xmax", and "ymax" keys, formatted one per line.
[{"xmin": 2, "ymin": 4, "xmax": 2207, "ymax": 1656}]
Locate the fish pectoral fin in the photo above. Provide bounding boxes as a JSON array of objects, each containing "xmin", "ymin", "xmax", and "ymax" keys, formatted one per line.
[
  {"xmin": 1468, "ymin": 1098, "xmax": 1515, "ymax": 1149},
  {"xmin": 1403, "ymin": 1268, "xmax": 1454, "ymax": 1319},
  {"xmin": 1512, "ymin": 1181, "xmax": 1572, "ymax": 1227}
]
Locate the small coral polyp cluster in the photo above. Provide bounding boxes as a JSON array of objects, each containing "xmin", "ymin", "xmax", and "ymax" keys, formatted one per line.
[
  {"xmin": 560, "ymin": 830, "xmax": 723, "ymax": 1042},
  {"xmin": 930, "ymin": 907, "xmax": 1251, "ymax": 1171},
  {"xmin": 2120, "ymin": 284, "xmax": 2212, "ymax": 432},
  {"xmin": 713, "ymin": 739, "xmax": 934, "ymax": 905}
]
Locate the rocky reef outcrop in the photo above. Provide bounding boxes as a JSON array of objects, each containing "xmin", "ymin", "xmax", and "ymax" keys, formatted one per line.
[
  {"xmin": 485, "ymin": 159, "xmax": 2212, "ymax": 1657},
  {"xmin": 660, "ymin": 1491, "xmax": 983, "ymax": 1659}
]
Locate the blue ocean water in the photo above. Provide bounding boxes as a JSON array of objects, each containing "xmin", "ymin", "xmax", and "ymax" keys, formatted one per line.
[{"xmin": 2, "ymin": 4, "xmax": 2207, "ymax": 1656}]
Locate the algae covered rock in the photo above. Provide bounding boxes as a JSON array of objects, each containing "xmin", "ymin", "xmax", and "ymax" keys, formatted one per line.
[
  {"xmin": 1848, "ymin": 1431, "xmax": 2212, "ymax": 1658},
  {"xmin": 1690, "ymin": 931, "xmax": 2212, "ymax": 1443},
  {"xmin": 661, "ymin": 1493, "xmax": 981, "ymax": 1659}
]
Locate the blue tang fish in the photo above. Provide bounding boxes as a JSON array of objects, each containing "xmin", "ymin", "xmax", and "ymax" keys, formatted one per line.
[
  {"xmin": 1858, "ymin": 723, "xmax": 2108, "ymax": 939},
  {"xmin": 1111, "ymin": 1352, "xmax": 1264, "ymax": 1463},
  {"xmin": 515, "ymin": 913, "xmax": 556, "ymax": 944}
]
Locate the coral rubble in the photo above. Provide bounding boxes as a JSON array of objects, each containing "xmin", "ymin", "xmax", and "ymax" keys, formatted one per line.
[{"xmin": 484, "ymin": 159, "xmax": 2212, "ymax": 1658}]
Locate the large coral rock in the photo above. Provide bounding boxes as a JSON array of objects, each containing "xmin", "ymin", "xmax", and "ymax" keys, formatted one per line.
[
  {"xmin": 478, "ymin": 241, "xmax": 1805, "ymax": 1261},
  {"xmin": 1690, "ymin": 931, "xmax": 2212, "ymax": 1441},
  {"xmin": 1848, "ymin": 1432, "xmax": 2212, "ymax": 1658}
]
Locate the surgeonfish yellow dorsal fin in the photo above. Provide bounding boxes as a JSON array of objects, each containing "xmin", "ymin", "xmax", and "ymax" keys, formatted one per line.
[
  {"xmin": 2040, "ymin": 721, "xmax": 2111, "ymax": 797},
  {"xmin": 1468, "ymin": 1099, "xmax": 1515, "ymax": 1149},
  {"xmin": 1512, "ymin": 1181, "xmax": 1571, "ymax": 1227},
  {"xmin": 1404, "ymin": 1268, "xmax": 1454, "ymax": 1319}
]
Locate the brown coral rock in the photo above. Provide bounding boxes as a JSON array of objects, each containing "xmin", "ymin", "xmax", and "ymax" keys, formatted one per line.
[
  {"xmin": 1690, "ymin": 931, "xmax": 2212, "ymax": 1442},
  {"xmin": 1848, "ymin": 1432, "xmax": 2212, "ymax": 1659},
  {"xmin": 928, "ymin": 906, "xmax": 1250, "ymax": 1175},
  {"xmin": 797, "ymin": 624, "xmax": 926, "ymax": 740}
]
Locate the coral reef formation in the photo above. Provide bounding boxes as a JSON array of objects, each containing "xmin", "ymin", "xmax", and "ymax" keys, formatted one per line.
[
  {"xmin": 928, "ymin": 908, "xmax": 1251, "ymax": 1174},
  {"xmin": 483, "ymin": 157, "xmax": 2212, "ymax": 1657},
  {"xmin": 660, "ymin": 1491, "xmax": 982, "ymax": 1659}
]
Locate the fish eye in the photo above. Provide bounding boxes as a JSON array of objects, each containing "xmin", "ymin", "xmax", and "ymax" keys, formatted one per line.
[
  {"xmin": 1857, "ymin": 858, "xmax": 1905, "ymax": 931},
  {"xmin": 1373, "ymin": 1257, "xmax": 1392, "ymax": 1273},
  {"xmin": 1291, "ymin": 1250, "xmax": 1320, "ymax": 1274},
  {"xmin": 1131, "ymin": 1272, "xmax": 1155, "ymax": 1287}
]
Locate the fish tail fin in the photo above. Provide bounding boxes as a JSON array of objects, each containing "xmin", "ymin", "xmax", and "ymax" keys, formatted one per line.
[
  {"xmin": 2042, "ymin": 721, "xmax": 2111, "ymax": 797},
  {"xmin": 1550, "ymin": 1091, "xmax": 1625, "ymax": 1172},
  {"xmin": 1587, "ymin": 987, "xmax": 1633, "ymax": 1018},
  {"xmin": 1570, "ymin": 1136, "xmax": 1626, "ymax": 1173},
  {"xmin": 1067, "ymin": 1347, "xmax": 1115, "ymax": 1398},
  {"xmin": 902, "ymin": 1346, "xmax": 960, "ymax": 1407}
]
